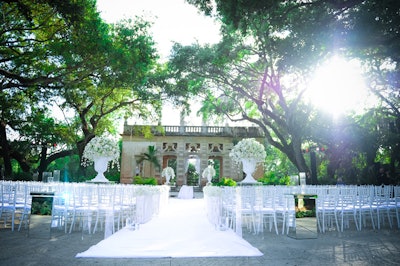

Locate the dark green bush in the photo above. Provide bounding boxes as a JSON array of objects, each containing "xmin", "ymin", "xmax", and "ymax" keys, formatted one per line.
[
  {"xmin": 296, "ymin": 209, "xmax": 316, "ymax": 218},
  {"xmin": 12, "ymin": 171, "xmax": 33, "ymax": 181},
  {"xmin": 31, "ymin": 200, "xmax": 52, "ymax": 215}
]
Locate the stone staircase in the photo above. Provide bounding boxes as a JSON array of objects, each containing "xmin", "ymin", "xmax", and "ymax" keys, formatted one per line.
[{"xmin": 169, "ymin": 185, "xmax": 203, "ymax": 198}]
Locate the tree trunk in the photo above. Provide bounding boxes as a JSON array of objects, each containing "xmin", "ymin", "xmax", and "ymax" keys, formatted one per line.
[
  {"xmin": 0, "ymin": 121, "xmax": 12, "ymax": 179},
  {"xmin": 281, "ymin": 138, "xmax": 310, "ymax": 176},
  {"xmin": 37, "ymin": 145, "xmax": 48, "ymax": 181},
  {"xmin": 309, "ymin": 151, "xmax": 318, "ymax": 184}
]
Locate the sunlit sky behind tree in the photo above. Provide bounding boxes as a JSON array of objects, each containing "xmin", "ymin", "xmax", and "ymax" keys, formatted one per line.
[
  {"xmin": 96, "ymin": 0, "xmax": 375, "ymax": 126},
  {"xmin": 97, "ymin": 0, "xmax": 221, "ymax": 126},
  {"xmin": 305, "ymin": 55, "xmax": 376, "ymax": 119}
]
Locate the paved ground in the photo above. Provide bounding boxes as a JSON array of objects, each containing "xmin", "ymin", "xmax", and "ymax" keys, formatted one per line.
[{"xmin": 1, "ymin": 194, "xmax": 400, "ymax": 266}]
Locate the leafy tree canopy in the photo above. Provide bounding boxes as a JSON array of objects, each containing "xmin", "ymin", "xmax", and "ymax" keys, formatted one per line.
[{"xmin": 165, "ymin": 0, "xmax": 400, "ymax": 183}]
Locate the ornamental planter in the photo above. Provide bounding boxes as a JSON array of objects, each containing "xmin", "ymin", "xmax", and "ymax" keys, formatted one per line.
[
  {"xmin": 241, "ymin": 158, "xmax": 258, "ymax": 183},
  {"xmin": 90, "ymin": 156, "xmax": 112, "ymax": 183}
]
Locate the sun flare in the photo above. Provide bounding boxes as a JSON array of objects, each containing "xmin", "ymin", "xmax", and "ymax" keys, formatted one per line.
[{"xmin": 306, "ymin": 56, "xmax": 370, "ymax": 117}]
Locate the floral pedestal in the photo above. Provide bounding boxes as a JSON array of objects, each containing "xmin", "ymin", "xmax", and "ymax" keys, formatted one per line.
[
  {"xmin": 162, "ymin": 167, "xmax": 175, "ymax": 185},
  {"xmin": 165, "ymin": 174, "xmax": 171, "ymax": 185},
  {"xmin": 202, "ymin": 165, "xmax": 215, "ymax": 185},
  {"xmin": 241, "ymin": 158, "xmax": 258, "ymax": 183},
  {"xmin": 206, "ymin": 173, "xmax": 212, "ymax": 184},
  {"xmin": 90, "ymin": 157, "xmax": 111, "ymax": 183}
]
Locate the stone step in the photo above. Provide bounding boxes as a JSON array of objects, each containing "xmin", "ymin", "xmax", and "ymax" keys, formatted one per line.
[{"xmin": 169, "ymin": 186, "xmax": 203, "ymax": 193}]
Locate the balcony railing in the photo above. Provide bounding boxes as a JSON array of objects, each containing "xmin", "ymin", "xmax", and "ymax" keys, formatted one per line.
[{"xmin": 123, "ymin": 125, "xmax": 264, "ymax": 138}]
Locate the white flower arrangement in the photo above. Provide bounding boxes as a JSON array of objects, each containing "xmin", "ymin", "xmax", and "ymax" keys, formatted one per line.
[
  {"xmin": 202, "ymin": 165, "xmax": 216, "ymax": 179},
  {"xmin": 161, "ymin": 166, "xmax": 175, "ymax": 178},
  {"xmin": 229, "ymin": 138, "xmax": 266, "ymax": 164},
  {"xmin": 81, "ymin": 134, "xmax": 120, "ymax": 169}
]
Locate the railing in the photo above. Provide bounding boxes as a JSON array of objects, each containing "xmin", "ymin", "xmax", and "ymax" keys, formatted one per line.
[{"xmin": 123, "ymin": 124, "xmax": 264, "ymax": 138}]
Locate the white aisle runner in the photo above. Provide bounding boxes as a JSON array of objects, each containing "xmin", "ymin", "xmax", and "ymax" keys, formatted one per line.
[{"xmin": 76, "ymin": 198, "xmax": 263, "ymax": 258}]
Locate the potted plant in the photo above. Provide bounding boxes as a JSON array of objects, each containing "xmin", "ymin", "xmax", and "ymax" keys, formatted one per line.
[
  {"xmin": 81, "ymin": 134, "xmax": 120, "ymax": 182},
  {"xmin": 229, "ymin": 138, "xmax": 266, "ymax": 183}
]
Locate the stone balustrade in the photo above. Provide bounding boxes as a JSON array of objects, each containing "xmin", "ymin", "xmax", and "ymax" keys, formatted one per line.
[{"xmin": 123, "ymin": 124, "xmax": 264, "ymax": 138}]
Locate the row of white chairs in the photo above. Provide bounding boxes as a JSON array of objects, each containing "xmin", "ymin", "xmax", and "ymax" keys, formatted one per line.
[
  {"xmin": 316, "ymin": 185, "xmax": 400, "ymax": 233},
  {"xmin": 204, "ymin": 186, "xmax": 294, "ymax": 237},
  {"xmin": 204, "ymin": 185, "xmax": 400, "ymax": 237},
  {"xmin": 0, "ymin": 181, "xmax": 39, "ymax": 231},
  {"xmin": 0, "ymin": 181, "xmax": 169, "ymax": 237}
]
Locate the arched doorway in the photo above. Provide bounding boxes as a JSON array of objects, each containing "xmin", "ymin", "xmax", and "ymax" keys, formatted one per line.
[{"xmin": 186, "ymin": 155, "xmax": 200, "ymax": 186}]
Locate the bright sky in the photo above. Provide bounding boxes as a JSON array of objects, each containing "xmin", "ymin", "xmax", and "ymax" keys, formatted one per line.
[
  {"xmin": 96, "ymin": 0, "xmax": 221, "ymax": 126},
  {"xmin": 306, "ymin": 55, "xmax": 375, "ymax": 119},
  {"xmin": 97, "ymin": 0, "xmax": 220, "ymax": 59}
]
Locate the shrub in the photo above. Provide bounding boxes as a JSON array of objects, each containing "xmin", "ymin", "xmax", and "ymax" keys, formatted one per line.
[
  {"xmin": 133, "ymin": 176, "xmax": 157, "ymax": 185},
  {"xmin": 214, "ymin": 177, "xmax": 237, "ymax": 187},
  {"xmin": 105, "ymin": 171, "xmax": 120, "ymax": 183},
  {"xmin": 12, "ymin": 171, "xmax": 33, "ymax": 181},
  {"xmin": 258, "ymin": 171, "xmax": 291, "ymax": 185}
]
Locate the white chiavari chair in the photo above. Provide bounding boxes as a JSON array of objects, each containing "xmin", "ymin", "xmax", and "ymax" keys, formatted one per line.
[
  {"xmin": 0, "ymin": 182, "xmax": 18, "ymax": 231},
  {"xmin": 394, "ymin": 186, "xmax": 400, "ymax": 229},
  {"xmin": 238, "ymin": 186, "xmax": 258, "ymax": 234},
  {"xmin": 273, "ymin": 186, "xmax": 290, "ymax": 235},
  {"xmin": 93, "ymin": 185, "xmax": 120, "ymax": 235},
  {"xmin": 373, "ymin": 185, "xmax": 393, "ymax": 229},
  {"xmin": 51, "ymin": 183, "xmax": 75, "ymax": 233},
  {"xmin": 355, "ymin": 185, "xmax": 376, "ymax": 230},
  {"xmin": 254, "ymin": 186, "xmax": 278, "ymax": 235},
  {"xmin": 0, "ymin": 181, "xmax": 30, "ymax": 231},
  {"xmin": 274, "ymin": 186, "xmax": 295, "ymax": 235},
  {"xmin": 17, "ymin": 184, "xmax": 32, "ymax": 231},
  {"xmin": 386, "ymin": 185, "xmax": 398, "ymax": 229},
  {"xmin": 124, "ymin": 185, "xmax": 139, "ymax": 228},
  {"xmin": 219, "ymin": 186, "xmax": 249, "ymax": 236},
  {"xmin": 336, "ymin": 186, "xmax": 359, "ymax": 232},
  {"xmin": 218, "ymin": 186, "xmax": 236, "ymax": 231},
  {"xmin": 69, "ymin": 184, "xmax": 97, "ymax": 234},
  {"xmin": 316, "ymin": 186, "xmax": 339, "ymax": 233},
  {"xmin": 114, "ymin": 184, "xmax": 132, "ymax": 231}
]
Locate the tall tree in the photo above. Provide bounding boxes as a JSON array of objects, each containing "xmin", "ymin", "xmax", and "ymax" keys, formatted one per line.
[
  {"xmin": 0, "ymin": 1, "xmax": 161, "ymax": 179},
  {"xmin": 59, "ymin": 17, "xmax": 161, "ymax": 172},
  {"xmin": 0, "ymin": 0, "xmax": 93, "ymax": 177},
  {"xmin": 166, "ymin": 0, "xmax": 400, "ymax": 182}
]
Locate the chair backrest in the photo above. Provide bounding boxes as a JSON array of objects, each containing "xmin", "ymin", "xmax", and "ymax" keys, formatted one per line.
[{"xmin": 1, "ymin": 182, "xmax": 17, "ymax": 208}]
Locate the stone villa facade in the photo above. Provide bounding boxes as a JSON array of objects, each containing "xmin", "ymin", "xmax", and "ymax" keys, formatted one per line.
[{"xmin": 119, "ymin": 123, "xmax": 264, "ymax": 185}]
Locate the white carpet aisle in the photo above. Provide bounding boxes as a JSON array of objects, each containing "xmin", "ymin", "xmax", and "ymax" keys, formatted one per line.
[{"xmin": 76, "ymin": 198, "xmax": 263, "ymax": 258}]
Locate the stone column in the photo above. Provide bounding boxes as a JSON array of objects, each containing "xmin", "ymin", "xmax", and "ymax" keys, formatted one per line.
[
  {"xmin": 176, "ymin": 141, "xmax": 186, "ymax": 186},
  {"xmin": 223, "ymin": 142, "xmax": 236, "ymax": 180},
  {"xmin": 120, "ymin": 141, "xmax": 135, "ymax": 184},
  {"xmin": 199, "ymin": 142, "xmax": 209, "ymax": 186}
]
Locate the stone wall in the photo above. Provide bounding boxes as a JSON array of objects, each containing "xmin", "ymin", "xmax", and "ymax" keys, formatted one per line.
[{"xmin": 120, "ymin": 125, "xmax": 265, "ymax": 185}]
